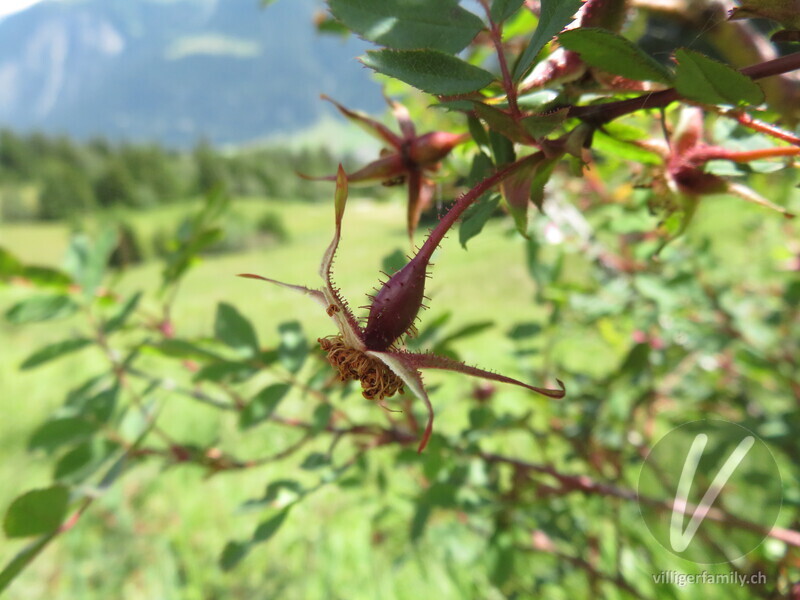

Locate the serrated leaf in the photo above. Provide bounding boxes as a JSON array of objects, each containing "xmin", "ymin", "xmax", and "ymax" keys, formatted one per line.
[
  {"xmin": 473, "ymin": 102, "xmax": 530, "ymax": 144},
  {"xmin": 361, "ymin": 49, "xmax": 495, "ymax": 95},
  {"xmin": 239, "ymin": 384, "xmax": 290, "ymax": 428},
  {"xmin": 513, "ymin": 0, "xmax": 583, "ymax": 79},
  {"xmin": 5, "ymin": 295, "xmax": 79, "ymax": 324},
  {"xmin": 557, "ymin": 28, "xmax": 673, "ymax": 84},
  {"xmin": 214, "ymin": 303, "xmax": 259, "ymax": 357},
  {"xmin": 329, "ymin": 0, "xmax": 484, "ymax": 53},
  {"xmin": 520, "ymin": 108, "xmax": 568, "ymax": 139},
  {"xmin": 674, "ymin": 48, "xmax": 765, "ymax": 106},
  {"xmin": 20, "ymin": 338, "xmax": 92, "ymax": 370},
  {"xmin": 28, "ymin": 417, "xmax": 99, "ymax": 453},
  {"xmin": 491, "ymin": 0, "xmax": 525, "ymax": 23},
  {"xmin": 3, "ymin": 486, "xmax": 69, "ymax": 538},
  {"xmin": 459, "ymin": 194, "xmax": 500, "ymax": 248}
]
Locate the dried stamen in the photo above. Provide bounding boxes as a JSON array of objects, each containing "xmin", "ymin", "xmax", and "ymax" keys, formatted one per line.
[{"xmin": 318, "ymin": 336, "xmax": 405, "ymax": 400}]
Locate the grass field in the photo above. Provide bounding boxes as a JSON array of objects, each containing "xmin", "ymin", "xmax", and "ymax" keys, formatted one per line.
[
  {"xmin": 2, "ymin": 176, "xmax": 798, "ymax": 598},
  {"xmin": 0, "ymin": 195, "xmax": 550, "ymax": 599}
]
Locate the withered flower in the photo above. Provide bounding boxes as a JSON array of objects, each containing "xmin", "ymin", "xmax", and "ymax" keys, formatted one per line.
[{"xmin": 241, "ymin": 166, "xmax": 564, "ymax": 451}]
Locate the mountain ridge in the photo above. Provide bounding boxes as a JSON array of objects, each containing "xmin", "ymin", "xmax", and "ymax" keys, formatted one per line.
[{"xmin": 0, "ymin": 0, "xmax": 382, "ymax": 147}]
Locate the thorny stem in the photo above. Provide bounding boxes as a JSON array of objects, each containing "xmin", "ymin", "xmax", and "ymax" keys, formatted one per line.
[
  {"xmin": 87, "ymin": 309, "xmax": 176, "ymax": 447},
  {"xmin": 479, "ymin": 0, "xmax": 521, "ymax": 118},
  {"xmin": 719, "ymin": 108, "xmax": 800, "ymax": 146},
  {"xmin": 569, "ymin": 51, "xmax": 800, "ymax": 126},
  {"xmin": 688, "ymin": 145, "xmax": 800, "ymax": 164},
  {"xmin": 416, "ymin": 153, "xmax": 540, "ymax": 264},
  {"xmin": 478, "ymin": 451, "xmax": 800, "ymax": 548}
]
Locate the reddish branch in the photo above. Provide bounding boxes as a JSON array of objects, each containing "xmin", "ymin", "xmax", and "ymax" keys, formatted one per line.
[
  {"xmin": 479, "ymin": 451, "xmax": 800, "ymax": 548},
  {"xmin": 569, "ymin": 51, "xmax": 800, "ymax": 126}
]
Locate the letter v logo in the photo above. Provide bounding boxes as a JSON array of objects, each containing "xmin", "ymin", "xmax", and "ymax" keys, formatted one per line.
[{"xmin": 669, "ymin": 433, "xmax": 755, "ymax": 552}]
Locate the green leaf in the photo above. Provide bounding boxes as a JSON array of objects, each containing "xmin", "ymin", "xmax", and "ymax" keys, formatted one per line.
[
  {"xmin": 557, "ymin": 28, "xmax": 673, "ymax": 84},
  {"xmin": 193, "ymin": 361, "xmax": 258, "ymax": 384},
  {"xmin": 21, "ymin": 266, "xmax": 72, "ymax": 289},
  {"xmin": 219, "ymin": 540, "xmax": 250, "ymax": 571},
  {"xmin": 21, "ymin": 338, "xmax": 92, "ymax": 370},
  {"xmin": 78, "ymin": 387, "xmax": 119, "ymax": 423},
  {"xmin": 520, "ymin": 108, "xmax": 568, "ymax": 139},
  {"xmin": 239, "ymin": 384, "xmax": 290, "ymax": 429},
  {"xmin": 300, "ymin": 452, "xmax": 330, "ymax": 470},
  {"xmin": 674, "ymin": 48, "xmax": 765, "ymax": 106},
  {"xmin": 438, "ymin": 321, "xmax": 495, "ymax": 346},
  {"xmin": 467, "ymin": 114, "xmax": 490, "ymax": 151},
  {"xmin": 382, "ymin": 248, "xmax": 409, "ymax": 274},
  {"xmin": 529, "ymin": 156, "xmax": 558, "ymax": 211},
  {"xmin": 28, "ymin": 417, "xmax": 99, "ymax": 453},
  {"xmin": 278, "ymin": 321, "xmax": 307, "ymax": 373},
  {"xmin": 361, "ymin": 49, "xmax": 495, "ymax": 95},
  {"xmin": 143, "ymin": 339, "xmax": 223, "ymax": 361},
  {"xmin": 459, "ymin": 194, "xmax": 500, "ymax": 249},
  {"xmin": 466, "ymin": 151, "xmax": 494, "ymax": 187},
  {"xmin": 3, "ymin": 486, "xmax": 69, "ymax": 538},
  {"xmin": 328, "ymin": 0, "xmax": 484, "ymax": 53},
  {"xmin": 0, "ymin": 247, "xmax": 23, "ymax": 282},
  {"xmin": 53, "ymin": 440, "xmax": 117, "ymax": 484},
  {"xmin": 491, "ymin": 0, "xmax": 525, "ymax": 23},
  {"xmin": 162, "ymin": 189, "xmax": 229, "ymax": 287},
  {"xmin": 5, "ymin": 295, "xmax": 79, "ymax": 324},
  {"xmin": 513, "ymin": 0, "xmax": 583, "ymax": 79},
  {"xmin": 488, "ymin": 129, "xmax": 515, "ymax": 166},
  {"xmin": 0, "ymin": 533, "xmax": 55, "ymax": 592},
  {"xmin": 103, "ymin": 291, "xmax": 142, "ymax": 334},
  {"xmin": 242, "ymin": 480, "xmax": 305, "ymax": 510},
  {"xmin": 64, "ymin": 229, "xmax": 118, "ymax": 300},
  {"xmin": 215, "ymin": 302, "xmax": 260, "ymax": 357},
  {"xmin": 593, "ymin": 128, "xmax": 663, "ymax": 165},
  {"xmin": 473, "ymin": 102, "xmax": 529, "ymax": 144},
  {"xmin": 310, "ymin": 403, "xmax": 334, "ymax": 434},
  {"xmin": 252, "ymin": 507, "xmax": 291, "ymax": 543}
]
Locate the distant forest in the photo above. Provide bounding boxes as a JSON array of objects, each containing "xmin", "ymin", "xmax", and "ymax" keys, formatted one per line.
[{"xmin": 0, "ymin": 129, "xmax": 343, "ymax": 221}]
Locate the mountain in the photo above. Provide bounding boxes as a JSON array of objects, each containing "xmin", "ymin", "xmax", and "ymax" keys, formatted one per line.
[{"xmin": 0, "ymin": 0, "xmax": 383, "ymax": 146}]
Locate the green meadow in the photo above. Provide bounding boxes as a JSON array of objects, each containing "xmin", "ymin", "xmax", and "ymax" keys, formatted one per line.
[{"xmin": 1, "ymin": 195, "xmax": 551, "ymax": 599}]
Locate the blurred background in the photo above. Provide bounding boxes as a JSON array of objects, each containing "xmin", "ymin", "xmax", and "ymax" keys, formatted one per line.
[
  {"xmin": 0, "ymin": 0, "xmax": 382, "ymax": 145},
  {"xmin": 1, "ymin": 1, "xmax": 799, "ymax": 598}
]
